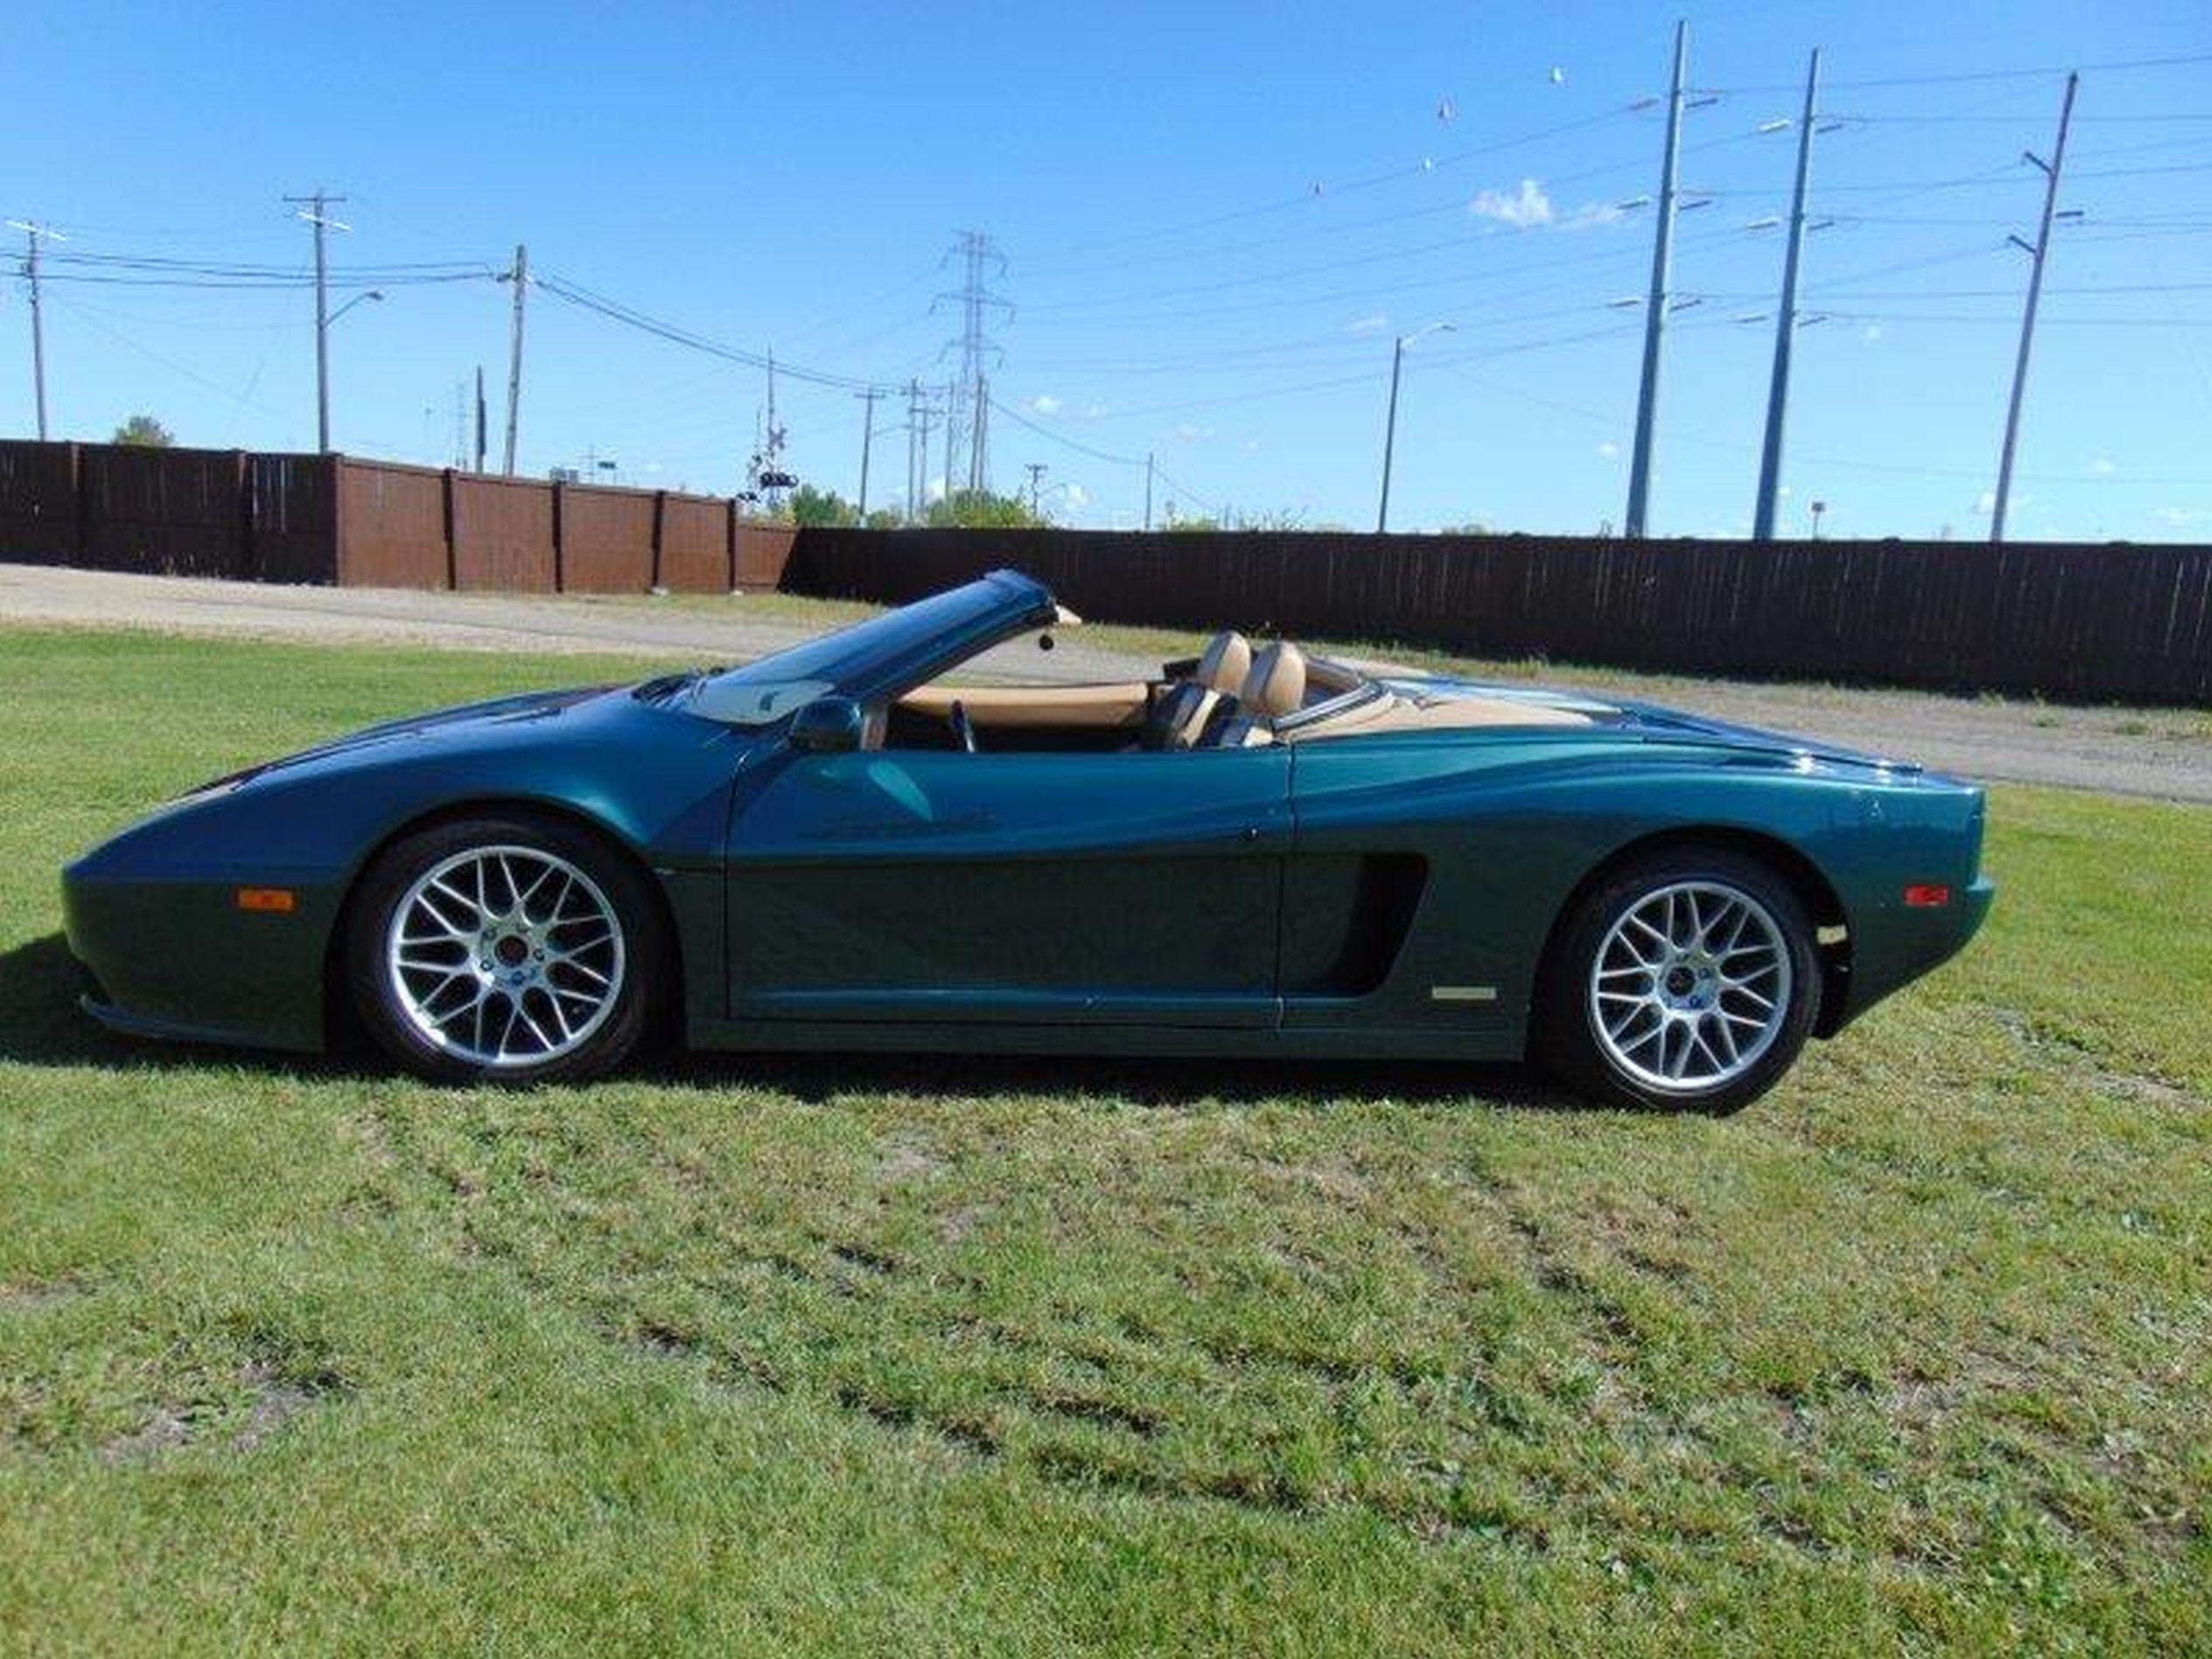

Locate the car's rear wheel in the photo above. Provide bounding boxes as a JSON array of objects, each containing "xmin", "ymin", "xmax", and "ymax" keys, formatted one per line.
[
  {"xmin": 345, "ymin": 814, "xmax": 663, "ymax": 1084},
  {"xmin": 1534, "ymin": 847, "xmax": 1820, "ymax": 1114}
]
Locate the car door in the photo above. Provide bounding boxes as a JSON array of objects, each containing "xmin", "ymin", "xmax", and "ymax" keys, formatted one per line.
[{"xmin": 723, "ymin": 742, "xmax": 1291, "ymax": 1028}]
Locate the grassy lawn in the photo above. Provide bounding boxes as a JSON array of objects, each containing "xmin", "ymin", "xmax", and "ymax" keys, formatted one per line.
[{"xmin": 1, "ymin": 626, "xmax": 2206, "ymax": 1655}]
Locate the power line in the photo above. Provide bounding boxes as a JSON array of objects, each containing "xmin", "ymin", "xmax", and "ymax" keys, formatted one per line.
[
  {"xmin": 1713, "ymin": 49, "xmax": 2212, "ymax": 94},
  {"xmin": 532, "ymin": 271, "xmax": 887, "ymax": 394}
]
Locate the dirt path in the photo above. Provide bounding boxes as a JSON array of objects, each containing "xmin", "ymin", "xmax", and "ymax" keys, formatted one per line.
[{"xmin": 3, "ymin": 563, "xmax": 2205, "ymax": 803}]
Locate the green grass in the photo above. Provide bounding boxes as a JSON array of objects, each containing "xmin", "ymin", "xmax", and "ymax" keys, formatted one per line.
[{"xmin": 1, "ymin": 627, "xmax": 2207, "ymax": 1656}]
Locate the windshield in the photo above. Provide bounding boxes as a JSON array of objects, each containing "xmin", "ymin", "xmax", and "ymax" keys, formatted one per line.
[{"xmin": 686, "ymin": 572, "xmax": 1051, "ymax": 725}]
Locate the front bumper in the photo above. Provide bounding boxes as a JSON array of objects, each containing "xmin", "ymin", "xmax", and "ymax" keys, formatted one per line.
[{"xmin": 62, "ymin": 866, "xmax": 330, "ymax": 1055}]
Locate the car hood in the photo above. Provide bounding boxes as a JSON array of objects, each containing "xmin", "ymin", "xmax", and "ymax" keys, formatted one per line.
[
  {"xmin": 184, "ymin": 684, "xmax": 617, "ymax": 796},
  {"xmin": 1379, "ymin": 672, "xmax": 1923, "ymax": 776}
]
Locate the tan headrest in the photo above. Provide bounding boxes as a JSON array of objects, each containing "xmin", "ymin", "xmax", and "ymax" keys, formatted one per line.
[
  {"xmin": 1241, "ymin": 641, "xmax": 1308, "ymax": 719},
  {"xmin": 1194, "ymin": 631, "xmax": 1251, "ymax": 694}
]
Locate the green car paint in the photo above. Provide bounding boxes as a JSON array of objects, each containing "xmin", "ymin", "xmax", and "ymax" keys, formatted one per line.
[{"xmin": 62, "ymin": 570, "xmax": 1991, "ymax": 1064}]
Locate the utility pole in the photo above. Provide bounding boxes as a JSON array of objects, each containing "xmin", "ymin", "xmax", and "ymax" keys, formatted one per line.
[
  {"xmin": 943, "ymin": 375, "xmax": 958, "ymax": 504},
  {"xmin": 1144, "ymin": 452, "xmax": 1156, "ymax": 532},
  {"xmin": 1752, "ymin": 48, "xmax": 1821, "ymax": 541},
  {"xmin": 855, "ymin": 387, "xmax": 880, "ymax": 516},
  {"xmin": 970, "ymin": 376, "xmax": 990, "ymax": 494},
  {"xmin": 1025, "ymin": 463, "xmax": 1047, "ymax": 516},
  {"xmin": 904, "ymin": 380, "xmax": 921, "ymax": 519},
  {"xmin": 284, "ymin": 190, "xmax": 350, "ymax": 453},
  {"xmin": 501, "ymin": 243, "xmax": 529, "ymax": 475},
  {"xmin": 1376, "ymin": 323, "xmax": 1453, "ymax": 533},
  {"xmin": 6, "ymin": 220, "xmax": 62, "ymax": 440},
  {"xmin": 1378, "ymin": 334, "xmax": 1407, "ymax": 533},
  {"xmin": 1992, "ymin": 72, "xmax": 2079, "ymax": 545},
  {"xmin": 916, "ymin": 400, "xmax": 940, "ymax": 517},
  {"xmin": 474, "ymin": 366, "xmax": 488, "ymax": 472},
  {"xmin": 1624, "ymin": 22, "xmax": 1687, "ymax": 538}
]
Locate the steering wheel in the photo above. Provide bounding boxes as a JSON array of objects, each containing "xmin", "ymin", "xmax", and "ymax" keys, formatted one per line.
[{"xmin": 948, "ymin": 699, "xmax": 978, "ymax": 754}]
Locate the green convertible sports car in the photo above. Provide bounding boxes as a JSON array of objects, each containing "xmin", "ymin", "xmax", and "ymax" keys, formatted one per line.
[{"xmin": 63, "ymin": 568, "xmax": 1992, "ymax": 1112}]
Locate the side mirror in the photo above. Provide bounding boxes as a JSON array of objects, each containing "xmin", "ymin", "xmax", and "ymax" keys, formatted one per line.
[{"xmin": 789, "ymin": 695, "xmax": 865, "ymax": 754}]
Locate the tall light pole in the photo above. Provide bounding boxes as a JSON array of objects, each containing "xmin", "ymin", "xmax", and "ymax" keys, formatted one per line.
[
  {"xmin": 1377, "ymin": 322, "xmax": 1455, "ymax": 533},
  {"xmin": 1752, "ymin": 48, "xmax": 1821, "ymax": 542}
]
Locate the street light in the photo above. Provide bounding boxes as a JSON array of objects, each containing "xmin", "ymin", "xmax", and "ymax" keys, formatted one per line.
[
  {"xmin": 329, "ymin": 289, "xmax": 386, "ymax": 326},
  {"xmin": 316, "ymin": 289, "xmax": 384, "ymax": 453},
  {"xmin": 1377, "ymin": 321, "xmax": 1455, "ymax": 533}
]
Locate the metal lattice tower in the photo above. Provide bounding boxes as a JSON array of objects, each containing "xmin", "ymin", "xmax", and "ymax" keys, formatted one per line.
[{"xmin": 934, "ymin": 230, "xmax": 1012, "ymax": 497}]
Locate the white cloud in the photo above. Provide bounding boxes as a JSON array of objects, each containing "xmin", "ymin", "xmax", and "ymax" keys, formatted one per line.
[
  {"xmin": 2155, "ymin": 505, "xmax": 2210, "ymax": 526},
  {"xmin": 1083, "ymin": 401, "xmax": 1109, "ymax": 418},
  {"xmin": 2090, "ymin": 457, "xmax": 2117, "ymax": 477},
  {"xmin": 1173, "ymin": 422, "xmax": 1216, "ymax": 443},
  {"xmin": 926, "ymin": 475, "xmax": 947, "ymax": 503},
  {"xmin": 1028, "ymin": 394, "xmax": 1062, "ymax": 415},
  {"xmin": 1861, "ymin": 324, "xmax": 1883, "ymax": 343},
  {"xmin": 1973, "ymin": 491, "xmax": 1997, "ymax": 516},
  {"xmin": 1065, "ymin": 484, "xmax": 1089, "ymax": 508},
  {"xmin": 1348, "ymin": 313, "xmax": 1389, "ymax": 333},
  {"xmin": 1595, "ymin": 441, "xmax": 1619, "ymax": 460},
  {"xmin": 1471, "ymin": 178, "xmax": 1554, "ymax": 228},
  {"xmin": 1242, "ymin": 439, "xmax": 1261, "ymax": 455}
]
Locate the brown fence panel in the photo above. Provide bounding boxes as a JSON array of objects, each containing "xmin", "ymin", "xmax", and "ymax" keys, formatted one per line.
[
  {"xmin": 783, "ymin": 528, "xmax": 2212, "ymax": 706},
  {"xmin": 556, "ymin": 484, "xmax": 656, "ymax": 593},
  {"xmin": 0, "ymin": 440, "xmax": 80, "ymax": 563},
  {"xmin": 450, "ymin": 473, "xmax": 555, "ymax": 592},
  {"xmin": 247, "ymin": 452, "xmax": 339, "ymax": 583},
  {"xmin": 660, "ymin": 494, "xmax": 730, "ymax": 593},
  {"xmin": 735, "ymin": 523, "xmax": 796, "ymax": 589},
  {"xmin": 80, "ymin": 443, "xmax": 248, "ymax": 577},
  {"xmin": 336, "ymin": 460, "xmax": 449, "ymax": 589}
]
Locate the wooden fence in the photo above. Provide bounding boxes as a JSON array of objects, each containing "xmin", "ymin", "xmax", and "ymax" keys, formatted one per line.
[
  {"xmin": 0, "ymin": 443, "xmax": 796, "ymax": 595},
  {"xmin": 785, "ymin": 528, "xmax": 2212, "ymax": 707},
  {"xmin": 2, "ymin": 439, "xmax": 2207, "ymax": 705}
]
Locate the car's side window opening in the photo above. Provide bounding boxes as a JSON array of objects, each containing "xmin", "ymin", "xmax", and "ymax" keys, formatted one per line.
[{"xmin": 855, "ymin": 617, "xmax": 1591, "ymax": 757}]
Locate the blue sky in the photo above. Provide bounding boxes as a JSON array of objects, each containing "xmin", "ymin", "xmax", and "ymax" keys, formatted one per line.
[{"xmin": 8, "ymin": 0, "xmax": 2209, "ymax": 538}]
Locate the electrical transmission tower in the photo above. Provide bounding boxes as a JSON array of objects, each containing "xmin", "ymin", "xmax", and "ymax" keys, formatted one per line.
[{"xmin": 934, "ymin": 230, "xmax": 1012, "ymax": 498}]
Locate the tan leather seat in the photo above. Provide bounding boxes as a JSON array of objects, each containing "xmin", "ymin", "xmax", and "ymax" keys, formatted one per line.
[
  {"xmin": 1195, "ymin": 630, "xmax": 1251, "ymax": 694},
  {"xmin": 1150, "ymin": 631, "xmax": 1251, "ymax": 750},
  {"xmin": 1240, "ymin": 641, "xmax": 1308, "ymax": 719}
]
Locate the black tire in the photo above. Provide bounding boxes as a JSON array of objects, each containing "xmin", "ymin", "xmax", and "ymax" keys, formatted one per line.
[
  {"xmin": 344, "ymin": 812, "xmax": 666, "ymax": 1085},
  {"xmin": 1533, "ymin": 846, "xmax": 1821, "ymax": 1114}
]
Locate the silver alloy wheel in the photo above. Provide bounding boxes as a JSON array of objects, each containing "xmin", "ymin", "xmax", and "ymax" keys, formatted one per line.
[
  {"xmin": 1588, "ymin": 879, "xmax": 1791, "ymax": 1093},
  {"xmin": 384, "ymin": 844, "xmax": 626, "ymax": 1070}
]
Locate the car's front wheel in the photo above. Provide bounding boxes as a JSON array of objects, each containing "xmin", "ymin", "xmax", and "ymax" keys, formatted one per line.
[
  {"xmin": 344, "ymin": 813, "xmax": 664, "ymax": 1084},
  {"xmin": 1534, "ymin": 847, "xmax": 1821, "ymax": 1113}
]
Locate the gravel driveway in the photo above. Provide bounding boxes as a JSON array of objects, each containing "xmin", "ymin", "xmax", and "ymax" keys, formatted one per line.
[{"xmin": 4, "ymin": 563, "xmax": 2205, "ymax": 804}]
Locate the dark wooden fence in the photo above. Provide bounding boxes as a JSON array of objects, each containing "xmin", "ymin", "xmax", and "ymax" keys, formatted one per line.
[
  {"xmin": 785, "ymin": 528, "xmax": 2212, "ymax": 707},
  {"xmin": 3, "ymin": 439, "xmax": 2207, "ymax": 705},
  {"xmin": 0, "ymin": 442, "xmax": 796, "ymax": 595}
]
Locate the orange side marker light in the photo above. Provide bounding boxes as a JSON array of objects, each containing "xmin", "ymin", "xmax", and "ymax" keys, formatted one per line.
[{"xmin": 236, "ymin": 887, "xmax": 297, "ymax": 914}]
